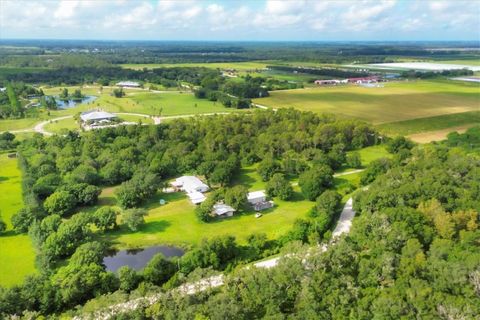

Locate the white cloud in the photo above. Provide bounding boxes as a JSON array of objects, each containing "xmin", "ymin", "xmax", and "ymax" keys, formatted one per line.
[{"xmin": 0, "ymin": 0, "xmax": 478, "ymax": 40}]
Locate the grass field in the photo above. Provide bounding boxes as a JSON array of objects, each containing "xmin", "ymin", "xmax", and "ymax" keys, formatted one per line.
[
  {"xmin": 377, "ymin": 111, "xmax": 480, "ymax": 136},
  {"xmin": 0, "ymin": 154, "xmax": 37, "ymax": 287},
  {"xmin": 105, "ymin": 187, "xmax": 314, "ymax": 248},
  {"xmin": 253, "ymin": 80, "xmax": 480, "ymax": 125}
]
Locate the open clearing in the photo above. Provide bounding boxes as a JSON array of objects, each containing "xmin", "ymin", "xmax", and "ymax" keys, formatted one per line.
[
  {"xmin": 253, "ymin": 80, "xmax": 480, "ymax": 125},
  {"xmin": 0, "ymin": 154, "xmax": 36, "ymax": 287}
]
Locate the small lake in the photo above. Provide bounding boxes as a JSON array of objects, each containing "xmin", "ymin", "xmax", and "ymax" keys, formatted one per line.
[
  {"xmin": 103, "ymin": 245, "xmax": 184, "ymax": 272},
  {"xmin": 54, "ymin": 95, "xmax": 98, "ymax": 108}
]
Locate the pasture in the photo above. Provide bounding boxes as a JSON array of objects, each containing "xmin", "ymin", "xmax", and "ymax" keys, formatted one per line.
[
  {"xmin": 253, "ymin": 80, "xmax": 480, "ymax": 125},
  {"xmin": 377, "ymin": 111, "xmax": 480, "ymax": 136},
  {"xmin": 0, "ymin": 154, "xmax": 36, "ymax": 287}
]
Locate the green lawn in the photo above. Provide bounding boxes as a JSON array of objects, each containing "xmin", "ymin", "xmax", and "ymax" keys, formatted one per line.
[
  {"xmin": 0, "ymin": 154, "xmax": 37, "ymax": 287},
  {"xmin": 43, "ymin": 117, "xmax": 80, "ymax": 133},
  {"xmin": 103, "ymin": 187, "xmax": 314, "ymax": 248},
  {"xmin": 253, "ymin": 80, "xmax": 480, "ymax": 125},
  {"xmin": 353, "ymin": 145, "xmax": 392, "ymax": 166},
  {"xmin": 376, "ymin": 111, "xmax": 480, "ymax": 136}
]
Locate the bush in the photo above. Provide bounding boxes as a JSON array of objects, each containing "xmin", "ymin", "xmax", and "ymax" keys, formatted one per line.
[
  {"xmin": 43, "ymin": 191, "xmax": 76, "ymax": 216},
  {"xmin": 143, "ymin": 253, "xmax": 176, "ymax": 286}
]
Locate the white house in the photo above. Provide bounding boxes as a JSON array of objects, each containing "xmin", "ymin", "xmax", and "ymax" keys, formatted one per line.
[
  {"xmin": 247, "ymin": 191, "xmax": 267, "ymax": 205},
  {"xmin": 172, "ymin": 176, "xmax": 209, "ymax": 194},
  {"xmin": 0, "ymin": 87, "xmax": 6, "ymax": 92},
  {"xmin": 187, "ymin": 191, "xmax": 207, "ymax": 205},
  {"xmin": 80, "ymin": 110, "xmax": 117, "ymax": 123},
  {"xmin": 116, "ymin": 81, "xmax": 140, "ymax": 88},
  {"xmin": 212, "ymin": 203, "xmax": 236, "ymax": 218}
]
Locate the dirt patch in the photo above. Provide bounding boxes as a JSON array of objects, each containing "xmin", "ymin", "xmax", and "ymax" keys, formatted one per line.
[{"xmin": 408, "ymin": 124, "xmax": 475, "ymax": 143}]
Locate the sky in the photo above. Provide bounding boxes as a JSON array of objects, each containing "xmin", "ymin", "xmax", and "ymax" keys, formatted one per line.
[{"xmin": 0, "ymin": 0, "xmax": 479, "ymax": 41}]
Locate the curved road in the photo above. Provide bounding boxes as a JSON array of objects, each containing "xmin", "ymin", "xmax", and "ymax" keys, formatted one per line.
[{"xmin": 3, "ymin": 112, "xmax": 234, "ymax": 136}]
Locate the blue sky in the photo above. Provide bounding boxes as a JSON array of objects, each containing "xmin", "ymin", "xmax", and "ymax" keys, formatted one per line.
[{"xmin": 0, "ymin": 0, "xmax": 479, "ymax": 41}]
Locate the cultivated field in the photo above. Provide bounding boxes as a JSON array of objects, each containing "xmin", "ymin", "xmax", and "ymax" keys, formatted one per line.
[
  {"xmin": 377, "ymin": 111, "xmax": 480, "ymax": 136},
  {"xmin": 254, "ymin": 80, "xmax": 480, "ymax": 125},
  {"xmin": 0, "ymin": 154, "xmax": 36, "ymax": 287}
]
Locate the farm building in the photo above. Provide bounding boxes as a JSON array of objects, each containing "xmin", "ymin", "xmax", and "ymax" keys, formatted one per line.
[
  {"xmin": 172, "ymin": 176, "xmax": 209, "ymax": 193},
  {"xmin": 247, "ymin": 190, "xmax": 274, "ymax": 211},
  {"xmin": 314, "ymin": 79, "xmax": 347, "ymax": 85},
  {"xmin": 116, "ymin": 81, "xmax": 141, "ymax": 88},
  {"xmin": 80, "ymin": 110, "xmax": 117, "ymax": 123},
  {"xmin": 212, "ymin": 203, "xmax": 236, "ymax": 218},
  {"xmin": 187, "ymin": 191, "xmax": 207, "ymax": 205},
  {"xmin": 347, "ymin": 76, "xmax": 379, "ymax": 84}
]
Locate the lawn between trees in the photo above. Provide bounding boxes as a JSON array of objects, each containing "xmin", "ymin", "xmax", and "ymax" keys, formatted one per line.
[{"xmin": 0, "ymin": 154, "xmax": 36, "ymax": 287}]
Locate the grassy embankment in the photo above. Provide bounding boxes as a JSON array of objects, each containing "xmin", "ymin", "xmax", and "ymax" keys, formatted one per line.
[{"xmin": 0, "ymin": 154, "xmax": 36, "ymax": 287}]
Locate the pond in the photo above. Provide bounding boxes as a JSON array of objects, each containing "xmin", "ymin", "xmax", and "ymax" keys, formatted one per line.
[
  {"xmin": 54, "ymin": 95, "xmax": 98, "ymax": 108},
  {"xmin": 103, "ymin": 245, "xmax": 184, "ymax": 272}
]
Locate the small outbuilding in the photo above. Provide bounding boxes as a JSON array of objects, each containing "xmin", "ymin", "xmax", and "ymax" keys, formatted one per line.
[
  {"xmin": 116, "ymin": 81, "xmax": 140, "ymax": 88},
  {"xmin": 247, "ymin": 190, "xmax": 274, "ymax": 211},
  {"xmin": 212, "ymin": 203, "xmax": 236, "ymax": 218},
  {"xmin": 187, "ymin": 191, "xmax": 207, "ymax": 205},
  {"xmin": 247, "ymin": 191, "xmax": 267, "ymax": 205}
]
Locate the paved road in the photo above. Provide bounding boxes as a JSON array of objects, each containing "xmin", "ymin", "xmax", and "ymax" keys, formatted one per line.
[{"xmin": 78, "ymin": 196, "xmax": 358, "ymax": 320}]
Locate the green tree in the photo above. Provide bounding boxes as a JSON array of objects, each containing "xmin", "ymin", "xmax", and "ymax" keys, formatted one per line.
[
  {"xmin": 0, "ymin": 212, "xmax": 6, "ymax": 233},
  {"xmin": 224, "ymin": 185, "xmax": 248, "ymax": 210},
  {"xmin": 299, "ymin": 165, "xmax": 333, "ymax": 201},
  {"xmin": 143, "ymin": 253, "xmax": 176, "ymax": 286},
  {"xmin": 43, "ymin": 191, "xmax": 76, "ymax": 216},
  {"xmin": 258, "ymin": 157, "xmax": 281, "ymax": 181},
  {"xmin": 93, "ymin": 207, "xmax": 117, "ymax": 231},
  {"xmin": 346, "ymin": 152, "xmax": 362, "ymax": 168},
  {"xmin": 265, "ymin": 173, "xmax": 293, "ymax": 200},
  {"xmin": 118, "ymin": 266, "xmax": 140, "ymax": 292},
  {"xmin": 121, "ymin": 208, "xmax": 147, "ymax": 231}
]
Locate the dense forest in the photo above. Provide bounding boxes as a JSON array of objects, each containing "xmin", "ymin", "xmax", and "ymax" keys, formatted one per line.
[
  {"xmin": 1, "ymin": 40, "xmax": 478, "ymax": 65},
  {"xmin": 0, "ymin": 109, "xmax": 380, "ymax": 317},
  {"xmin": 86, "ymin": 129, "xmax": 479, "ymax": 320}
]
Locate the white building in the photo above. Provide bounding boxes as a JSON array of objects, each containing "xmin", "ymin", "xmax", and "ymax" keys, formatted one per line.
[
  {"xmin": 0, "ymin": 87, "xmax": 6, "ymax": 92},
  {"xmin": 116, "ymin": 81, "xmax": 140, "ymax": 88},
  {"xmin": 247, "ymin": 191, "xmax": 267, "ymax": 205},
  {"xmin": 212, "ymin": 203, "xmax": 236, "ymax": 218},
  {"xmin": 80, "ymin": 110, "xmax": 117, "ymax": 123},
  {"xmin": 187, "ymin": 191, "xmax": 207, "ymax": 205},
  {"xmin": 172, "ymin": 176, "xmax": 209, "ymax": 194}
]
